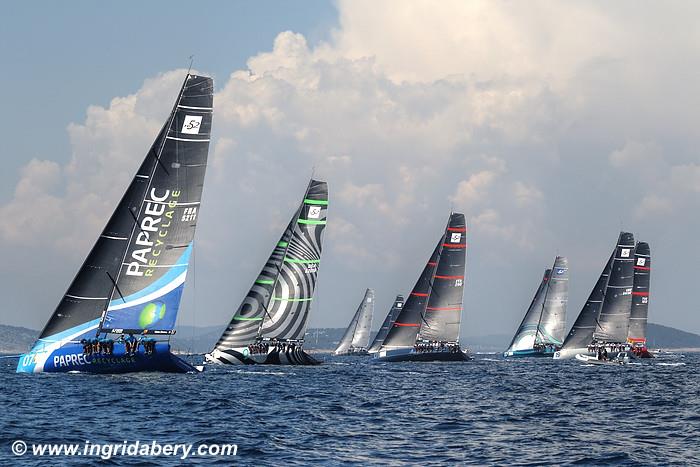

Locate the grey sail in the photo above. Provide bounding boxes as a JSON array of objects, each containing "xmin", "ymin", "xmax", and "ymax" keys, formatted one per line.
[
  {"xmin": 593, "ymin": 232, "xmax": 635, "ymax": 343},
  {"xmin": 334, "ymin": 288, "xmax": 375, "ymax": 354},
  {"xmin": 418, "ymin": 213, "xmax": 467, "ymax": 343},
  {"xmin": 627, "ymin": 241, "xmax": 651, "ymax": 344},
  {"xmin": 537, "ymin": 256, "xmax": 569, "ymax": 345},
  {"xmin": 505, "ymin": 269, "xmax": 551, "ymax": 353},
  {"xmin": 560, "ymin": 252, "xmax": 614, "ymax": 351},
  {"xmin": 213, "ymin": 179, "xmax": 328, "ymax": 350},
  {"xmin": 368, "ymin": 295, "xmax": 404, "ymax": 353}
]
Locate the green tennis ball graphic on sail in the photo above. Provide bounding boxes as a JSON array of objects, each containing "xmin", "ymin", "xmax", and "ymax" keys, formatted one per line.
[{"xmin": 139, "ymin": 301, "xmax": 167, "ymax": 328}]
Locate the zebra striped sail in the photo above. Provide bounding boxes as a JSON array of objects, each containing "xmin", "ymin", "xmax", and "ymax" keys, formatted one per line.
[{"xmin": 214, "ymin": 180, "xmax": 328, "ymax": 349}]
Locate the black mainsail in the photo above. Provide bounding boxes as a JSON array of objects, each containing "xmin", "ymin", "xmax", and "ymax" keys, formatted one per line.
[
  {"xmin": 334, "ymin": 288, "xmax": 375, "ymax": 355},
  {"xmin": 380, "ymin": 213, "xmax": 467, "ymax": 352},
  {"xmin": 628, "ymin": 241, "xmax": 651, "ymax": 345},
  {"xmin": 208, "ymin": 179, "xmax": 328, "ymax": 364},
  {"xmin": 367, "ymin": 295, "xmax": 404, "ymax": 353},
  {"xmin": 18, "ymin": 74, "xmax": 214, "ymax": 374},
  {"xmin": 593, "ymin": 232, "xmax": 635, "ymax": 343}
]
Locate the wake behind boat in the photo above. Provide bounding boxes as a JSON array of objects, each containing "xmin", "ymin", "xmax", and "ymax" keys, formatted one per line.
[
  {"xmin": 375, "ymin": 213, "xmax": 471, "ymax": 363},
  {"xmin": 504, "ymin": 256, "xmax": 568, "ymax": 358},
  {"xmin": 17, "ymin": 74, "xmax": 214, "ymax": 374},
  {"xmin": 334, "ymin": 289, "xmax": 374, "ymax": 356},
  {"xmin": 205, "ymin": 179, "xmax": 328, "ymax": 366}
]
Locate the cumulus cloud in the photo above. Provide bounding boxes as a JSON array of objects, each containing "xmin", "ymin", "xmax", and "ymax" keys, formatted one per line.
[{"xmin": 3, "ymin": 2, "xmax": 700, "ymax": 334}]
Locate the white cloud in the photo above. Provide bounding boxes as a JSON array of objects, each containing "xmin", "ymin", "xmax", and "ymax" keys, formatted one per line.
[{"xmin": 3, "ymin": 2, "xmax": 700, "ymax": 334}]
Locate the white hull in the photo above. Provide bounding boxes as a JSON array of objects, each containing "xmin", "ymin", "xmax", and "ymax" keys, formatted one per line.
[{"xmin": 553, "ymin": 347, "xmax": 587, "ymax": 360}]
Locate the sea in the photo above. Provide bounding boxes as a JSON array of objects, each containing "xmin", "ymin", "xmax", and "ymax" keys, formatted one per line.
[{"xmin": 1, "ymin": 352, "xmax": 698, "ymax": 466}]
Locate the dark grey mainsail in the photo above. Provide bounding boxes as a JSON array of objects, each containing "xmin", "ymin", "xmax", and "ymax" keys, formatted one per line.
[
  {"xmin": 593, "ymin": 232, "xmax": 635, "ymax": 343},
  {"xmin": 560, "ymin": 252, "xmax": 614, "ymax": 351},
  {"xmin": 368, "ymin": 295, "xmax": 404, "ymax": 353},
  {"xmin": 628, "ymin": 241, "xmax": 651, "ymax": 344},
  {"xmin": 334, "ymin": 288, "xmax": 375, "ymax": 354},
  {"xmin": 418, "ymin": 214, "xmax": 467, "ymax": 343},
  {"xmin": 213, "ymin": 180, "xmax": 328, "ymax": 350},
  {"xmin": 380, "ymin": 213, "xmax": 466, "ymax": 349},
  {"xmin": 537, "ymin": 256, "xmax": 569, "ymax": 345},
  {"xmin": 38, "ymin": 74, "xmax": 213, "ymax": 340}
]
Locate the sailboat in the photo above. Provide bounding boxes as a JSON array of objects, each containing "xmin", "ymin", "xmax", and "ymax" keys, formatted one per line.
[
  {"xmin": 628, "ymin": 241, "xmax": 653, "ymax": 358},
  {"xmin": 504, "ymin": 256, "xmax": 569, "ymax": 357},
  {"xmin": 17, "ymin": 74, "xmax": 214, "ymax": 373},
  {"xmin": 204, "ymin": 179, "xmax": 328, "ymax": 365},
  {"xmin": 368, "ymin": 295, "xmax": 404, "ymax": 354},
  {"xmin": 334, "ymin": 288, "xmax": 374, "ymax": 356},
  {"xmin": 554, "ymin": 232, "xmax": 635, "ymax": 360},
  {"xmin": 375, "ymin": 213, "xmax": 470, "ymax": 362}
]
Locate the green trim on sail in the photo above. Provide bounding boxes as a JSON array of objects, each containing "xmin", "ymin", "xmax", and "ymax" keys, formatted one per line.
[
  {"xmin": 272, "ymin": 297, "xmax": 313, "ymax": 302},
  {"xmin": 284, "ymin": 258, "xmax": 321, "ymax": 264},
  {"xmin": 304, "ymin": 199, "xmax": 328, "ymax": 205},
  {"xmin": 255, "ymin": 279, "xmax": 275, "ymax": 285},
  {"xmin": 233, "ymin": 317, "xmax": 264, "ymax": 321},
  {"xmin": 277, "ymin": 241, "xmax": 288, "ymax": 247},
  {"xmin": 298, "ymin": 219, "xmax": 326, "ymax": 225}
]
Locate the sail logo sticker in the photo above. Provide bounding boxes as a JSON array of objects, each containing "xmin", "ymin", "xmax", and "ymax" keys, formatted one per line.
[
  {"xmin": 622, "ymin": 288, "xmax": 632, "ymax": 296},
  {"xmin": 305, "ymin": 263, "xmax": 318, "ymax": 273},
  {"xmin": 455, "ymin": 279, "xmax": 463, "ymax": 286},
  {"xmin": 621, "ymin": 248, "xmax": 631, "ymax": 258},
  {"xmin": 641, "ymin": 297, "xmax": 648, "ymax": 304},
  {"xmin": 637, "ymin": 258, "xmax": 646, "ymax": 266},
  {"xmin": 126, "ymin": 188, "xmax": 181, "ymax": 277},
  {"xmin": 307, "ymin": 206, "xmax": 322, "ymax": 219},
  {"xmin": 181, "ymin": 207, "xmax": 197, "ymax": 222},
  {"xmin": 450, "ymin": 233, "xmax": 461, "ymax": 243},
  {"xmin": 181, "ymin": 115, "xmax": 202, "ymax": 134},
  {"xmin": 396, "ymin": 303, "xmax": 402, "ymax": 308}
]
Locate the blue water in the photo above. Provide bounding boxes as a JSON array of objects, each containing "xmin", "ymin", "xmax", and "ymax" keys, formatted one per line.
[{"xmin": 1, "ymin": 353, "xmax": 698, "ymax": 465}]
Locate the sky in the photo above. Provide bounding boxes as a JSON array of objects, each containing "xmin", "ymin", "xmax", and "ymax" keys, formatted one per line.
[{"xmin": 1, "ymin": 1, "xmax": 699, "ymax": 339}]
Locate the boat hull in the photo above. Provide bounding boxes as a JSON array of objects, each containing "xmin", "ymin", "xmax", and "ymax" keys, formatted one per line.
[
  {"xmin": 503, "ymin": 348, "xmax": 557, "ymax": 358},
  {"xmin": 374, "ymin": 348, "xmax": 472, "ymax": 362},
  {"xmin": 205, "ymin": 347, "xmax": 321, "ymax": 366},
  {"xmin": 16, "ymin": 342, "xmax": 197, "ymax": 374},
  {"xmin": 575, "ymin": 353, "xmax": 629, "ymax": 365}
]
